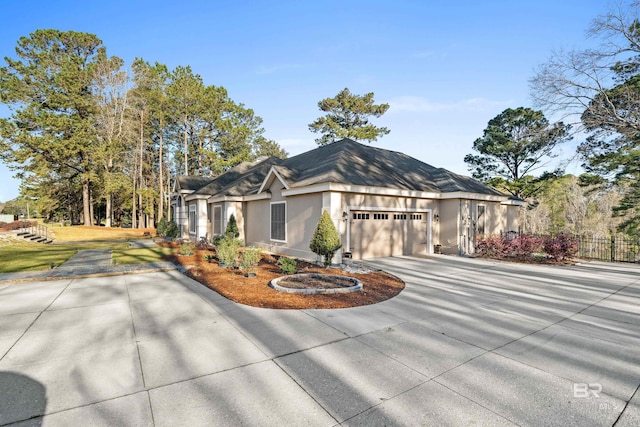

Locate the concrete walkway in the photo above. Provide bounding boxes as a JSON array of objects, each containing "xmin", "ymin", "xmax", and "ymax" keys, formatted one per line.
[
  {"xmin": 0, "ymin": 241, "xmax": 177, "ymax": 283},
  {"xmin": 0, "ymin": 256, "xmax": 638, "ymax": 426}
]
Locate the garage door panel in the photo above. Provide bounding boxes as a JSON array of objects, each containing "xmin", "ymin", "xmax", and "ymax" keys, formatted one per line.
[
  {"xmin": 351, "ymin": 212, "xmax": 394, "ymax": 259},
  {"xmin": 350, "ymin": 211, "xmax": 429, "ymax": 259},
  {"xmin": 405, "ymin": 213, "xmax": 427, "ymax": 255}
]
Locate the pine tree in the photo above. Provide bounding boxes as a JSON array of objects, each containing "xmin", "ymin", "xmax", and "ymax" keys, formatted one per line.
[{"xmin": 308, "ymin": 88, "xmax": 390, "ymax": 145}]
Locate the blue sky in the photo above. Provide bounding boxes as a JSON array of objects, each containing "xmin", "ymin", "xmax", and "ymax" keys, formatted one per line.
[{"xmin": 0, "ymin": 0, "xmax": 606, "ymax": 202}]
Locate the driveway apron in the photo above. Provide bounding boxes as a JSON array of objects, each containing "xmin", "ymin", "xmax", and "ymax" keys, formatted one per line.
[{"xmin": 0, "ymin": 256, "xmax": 638, "ymax": 426}]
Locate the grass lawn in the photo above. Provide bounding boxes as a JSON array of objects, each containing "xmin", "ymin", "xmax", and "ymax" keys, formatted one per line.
[
  {"xmin": 0, "ymin": 242, "xmax": 129, "ymax": 273},
  {"xmin": 50, "ymin": 225, "xmax": 156, "ymax": 242},
  {"xmin": 112, "ymin": 246, "xmax": 174, "ymax": 265}
]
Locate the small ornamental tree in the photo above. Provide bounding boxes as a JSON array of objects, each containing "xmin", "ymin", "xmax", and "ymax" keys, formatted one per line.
[
  {"xmin": 225, "ymin": 214, "xmax": 239, "ymax": 238},
  {"xmin": 164, "ymin": 221, "xmax": 179, "ymax": 239},
  {"xmin": 156, "ymin": 217, "xmax": 168, "ymax": 237},
  {"xmin": 310, "ymin": 210, "xmax": 342, "ymax": 268}
]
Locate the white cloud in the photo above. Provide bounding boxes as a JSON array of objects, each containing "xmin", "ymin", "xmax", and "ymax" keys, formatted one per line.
[{"xmin": 386, "ymin": 96, "xmax": 511, "ymax": 113}]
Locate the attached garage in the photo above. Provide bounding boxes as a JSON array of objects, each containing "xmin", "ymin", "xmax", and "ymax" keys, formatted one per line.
[
  {"xmin": 175, "ymin": 139, "xmax": 523, "ymax": 259},
  {"xmin": 348, "ymin": 210, "xmax": 431, "ymax": 259}
]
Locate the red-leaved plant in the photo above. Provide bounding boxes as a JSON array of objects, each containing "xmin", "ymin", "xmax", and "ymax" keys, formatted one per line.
[
  {"xmin": 543, "ymin": 234, "xmax": 578, "ymax": 262},
  {"xmin": 508, "ymin": 234, "xmax": 543, "ymax": 261}
]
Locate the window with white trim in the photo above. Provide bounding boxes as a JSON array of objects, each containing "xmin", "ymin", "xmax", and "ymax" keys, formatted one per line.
[
  {"xmin": 189, "ymin": 204, "xmax": 196, "ymax": 234},
  {"xmin": 270, "ymin": 202, "xmax": 286, "ymax": 241},
  {"xmin": 213, "ymin": 205, "xmax": 222, "ymax": 235},
  {"xmin": 477, "ymin": 204, "xmax": 486, "ymax": 235}
]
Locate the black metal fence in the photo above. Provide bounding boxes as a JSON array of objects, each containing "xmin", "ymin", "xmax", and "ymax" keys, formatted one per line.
[
  {"xmin": 576, "ymin": 235, "xmax": 639, "ymax": 263},
  {"xmin": 500, "ymin": 232, "xmax": 639, "ymax": 264}
]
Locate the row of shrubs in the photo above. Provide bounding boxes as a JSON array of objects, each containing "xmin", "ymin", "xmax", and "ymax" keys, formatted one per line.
[
  {"xmin": 476, "ymin": 234, "xmax": 578, "ymax": 262},
  {"xmin": 0, "ymin": 220, "xmax": 37, "ymax": 231},
  {"xmin": 202, "ymin": 233, "xmax": 298, "ymax": 276}
]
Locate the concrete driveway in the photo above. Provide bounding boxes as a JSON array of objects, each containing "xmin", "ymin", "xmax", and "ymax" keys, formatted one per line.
[{"xmin": 0, "ymin": 256, "xmax": 638, "ymax": 426}]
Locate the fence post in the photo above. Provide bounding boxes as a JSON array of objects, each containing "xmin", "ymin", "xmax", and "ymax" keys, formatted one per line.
[{"xmin": 611, "ymin": 235, "xmax": 616, "ymax": 262}]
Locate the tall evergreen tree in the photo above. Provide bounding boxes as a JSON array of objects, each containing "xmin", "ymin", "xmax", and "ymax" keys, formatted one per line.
[
  {"xmin": 308, "ymin": 88, "xmax": 390, "ymax": 145},
  {"xmin": 464, "ymin": 107, "xmax": 570, "ymax": 199},
  {"xmin": 0, "ymin": 29, "xmax": 115, "ymax": 225}
]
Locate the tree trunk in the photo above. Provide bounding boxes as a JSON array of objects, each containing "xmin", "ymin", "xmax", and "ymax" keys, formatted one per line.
[
  {"xmin": 105, "ymin": 194, "xmax": 112, "ymax": 227},
  {"xmin": 89, "ymin": 190, "xmax": 95, "ymax": 226},
  {"xmin": 82, "ymin": 177, "xmax": 92, "ymax": 226},
  {"xmin": 105, "ymin": 156, "xmax": 113, "ymax": 227},
  {"xmin": 132, "ymin": 158, "xmax": 137, "ymax": 229},
  {"xmin": 183, "ymin": 119, "xmax": 188, "ymax": 175},
  {"xmin": 166, "ymin": 171, "xmax": 171, "ymax": 220},
  {"xmin": 158, "ymin": 117, "xmax": 164, "ymax": 221},
  {"xmin": 138, "ymin": 192, "xmax": 143, "ymax": 228}
]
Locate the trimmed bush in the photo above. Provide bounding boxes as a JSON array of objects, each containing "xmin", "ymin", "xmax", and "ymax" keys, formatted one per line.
[
  {"xmin": 310, "ymin": 210, "xmax": 342, "ymax": 268},
  {"xmin": 225, "ymin": 214, "xmax": 239, "ymax": 238},
  {"xmin": 179, "ymin": 241, "xmax": 195, "ymax": 256},
  {"xmin": 164, "ymin": 221, "xmax": 179, "ymax": 239},
  {"xmin": 475, "ymin": 235, "xmax": 509, "ymax": 259},
  {"xmin": 543, "ymin": 234, "xmax": 578, "ymax": 261},
  {"xmin": 216, "ymin": 235, "xmax": 241, "ymax": 267},
  {"xmin": 508, "ymin": 234, "xmax": 543, "ymax": 261},
  {"xmin": 156, "ymin": 217, "xmax": 168, "ymax": 237},
  {"xmin": 240, "ymin": 246, "xmax": 262, "ymax": 275},
  {"xmin": 277, "ymin": 256, "xmax": 297, "ymax": 275}
]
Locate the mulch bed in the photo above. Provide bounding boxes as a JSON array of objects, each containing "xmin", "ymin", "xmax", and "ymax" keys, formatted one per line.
[{"xmin": 160, "ymin": 242, "xmax": 405, "ymax": 309}]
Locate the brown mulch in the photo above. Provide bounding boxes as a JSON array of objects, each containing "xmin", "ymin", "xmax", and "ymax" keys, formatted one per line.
[{"xmin": 160, "ymin": 242, "xmax": 405, "ymax": 309}]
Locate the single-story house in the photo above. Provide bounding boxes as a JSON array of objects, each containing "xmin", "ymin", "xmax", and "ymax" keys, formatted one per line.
[{"xmin": 171, "ymin": 138, "xmax": 522, "ymax": 260}]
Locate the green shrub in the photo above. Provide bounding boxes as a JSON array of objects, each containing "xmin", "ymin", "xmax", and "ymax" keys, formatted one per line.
[
  {"xmin": 164, "ymin": 221, "xmax": 179, "ymax": 239},
  {"xmin": 179, "ymin": 241, "xmax": 195, "ymax": 256},
  {"xmin": 277, "ymin": 256, "xmax": 297, "ymax": 275},
  {"xmin": 240, "ymin": 246, "xmax": 262, "ymax": 275},
  {"xmin": 156, "ymin": 217, "xmax": 168, "ymax": 237},
  {"xmin": 216, "ymin": 235, "xmax": 241, "ymax": 267},
  {"xmin": 310, "ymin": 210, "xmax": 342, "ymax": 268},
  {"xmin": 225, "ymin": 214, "xmax": 240, "ymax": 238}
]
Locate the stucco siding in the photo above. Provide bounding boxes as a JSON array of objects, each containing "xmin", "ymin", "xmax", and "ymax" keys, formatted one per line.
[
  {"xmin": 197, "ymin": 199, "xmax": 207, "ymax": 240},
  {"xmin": 284, "ymin": 193, "xmax": 323, "ymax": 258},
  {"xmin": 505, "ymin": 205, "xmax": 520, "ymax": 232},
  {"xmin": 245, "ymin": 184, "xmax": 322, "ymax": 259},
  {"xmin": 439, "ymin": 199, "xmax": 460, "ymax": 255},
  {"xmin": 234, "ymin": 201, "xmax": 245, "ymax": 240}
]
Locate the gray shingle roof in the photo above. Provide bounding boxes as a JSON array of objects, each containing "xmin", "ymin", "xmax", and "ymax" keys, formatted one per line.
[
  {"xmin": 208, "ymin": 157, "xmax": 283, "ymax": 196},
  {"xmin": 175, "ymin": 175, "xmax": 215, "ymax": 191},
  {"xmin": 275, "ymin": 138, "xmax": 504, "ymax": 195},
  {"xmin": 193, "ymin": 158, "xmax": 282, "ymax": 196},
  {"xmin": 187, "ymin": 138, "xmax": 504, "ymax": 197}
]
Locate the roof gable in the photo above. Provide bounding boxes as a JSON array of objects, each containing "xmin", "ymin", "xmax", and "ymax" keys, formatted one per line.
[{"xmin": 196, "ymin": 157, "xmax": 283, "ymax": 197}]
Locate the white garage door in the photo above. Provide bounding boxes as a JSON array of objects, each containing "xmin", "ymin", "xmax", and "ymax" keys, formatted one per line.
[{"xmin": 349, "ymin": 211, "xmax": 429, "ymax": 259}]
